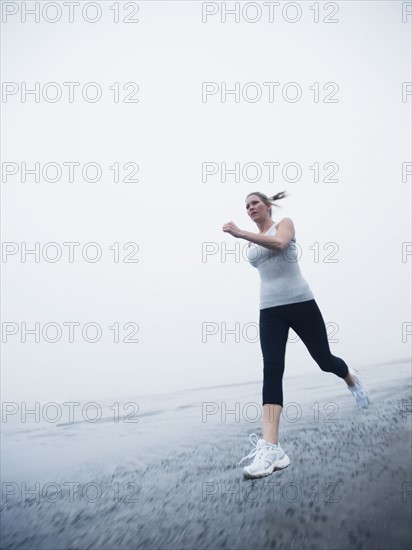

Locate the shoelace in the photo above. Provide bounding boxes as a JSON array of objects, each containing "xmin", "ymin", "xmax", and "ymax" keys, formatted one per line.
[{"xmin": 237, "ymin": 433, "xmax": 276, "ymax": 466}]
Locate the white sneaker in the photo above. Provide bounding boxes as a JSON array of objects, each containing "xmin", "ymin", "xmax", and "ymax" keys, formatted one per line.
[
  {"xmin": 347, "ymin": 368, "xmax": 371, "ymax": 409},
  {"xmin": 238, "ymin": 433, "xmax": 290, "ymax": 479}
]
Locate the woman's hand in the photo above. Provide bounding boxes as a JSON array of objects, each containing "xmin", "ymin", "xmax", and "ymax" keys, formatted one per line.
[{"xmin": 222, "ymin": 221, "xmax": 244, "ymax": 238}]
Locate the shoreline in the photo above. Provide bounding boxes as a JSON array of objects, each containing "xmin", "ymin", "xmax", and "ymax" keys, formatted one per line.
[{"xmin": 1, "ymin": 362, "xmax": 411, "ymax": 549}]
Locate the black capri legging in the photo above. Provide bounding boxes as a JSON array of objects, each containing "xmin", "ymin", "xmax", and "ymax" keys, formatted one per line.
[{"xmin": 259, "ymin": 299, "xmax": 350, "ymax": 407}]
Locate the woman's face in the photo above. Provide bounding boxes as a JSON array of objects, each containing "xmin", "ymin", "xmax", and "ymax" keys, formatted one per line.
[{"xmin": 245, "ymin": 195, "xmax": 270, "ymax": 223}]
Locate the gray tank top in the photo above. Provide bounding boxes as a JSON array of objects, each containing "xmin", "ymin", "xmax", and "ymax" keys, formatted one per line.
[{"xmin": 246, "ymin": 222, "xmax": 315, "ymax": 309}]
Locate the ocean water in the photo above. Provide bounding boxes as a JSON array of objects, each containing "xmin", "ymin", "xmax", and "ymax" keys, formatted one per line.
[{"xmin": 1, "ymin": 359, "xmax": 410, "ymax": 486}]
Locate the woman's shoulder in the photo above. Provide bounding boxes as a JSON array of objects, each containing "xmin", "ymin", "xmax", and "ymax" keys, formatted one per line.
[
  {"xmin": 276, "ymin": 218, "xmax": 296, "ymax": 241},
  {"xmin": 276, "ymin": 216, "xmax": 294, "ymax": 228}
]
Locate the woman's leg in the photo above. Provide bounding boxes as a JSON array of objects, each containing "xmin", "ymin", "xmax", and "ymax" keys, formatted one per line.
[
  {"xmin": 286, "ymin": 299, "xmax": 352, "ymax": 381},
  {"xmin": 259, "ymin": 306, "xmax": 290, "ymax": 444},
  {"xmin": 263, "ymin": 404, "xmax": 283, "ymax": 445}
]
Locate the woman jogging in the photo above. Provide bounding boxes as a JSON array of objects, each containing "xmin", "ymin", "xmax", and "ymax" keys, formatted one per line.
[{"xmin": 222, "ymin": 191, "xmax": 371, "ymax": 480}]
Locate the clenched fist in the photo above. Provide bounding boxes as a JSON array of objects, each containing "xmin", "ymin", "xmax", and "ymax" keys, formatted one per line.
[{"xmin": 222, "ymin": 221, "xmax": 243, "ymax": 238}]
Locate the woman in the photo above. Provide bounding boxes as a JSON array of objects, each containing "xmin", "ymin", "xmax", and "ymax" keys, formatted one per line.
[{"xmin": 222, "ymin": 191, "xmax": 370, "ymax": 480}]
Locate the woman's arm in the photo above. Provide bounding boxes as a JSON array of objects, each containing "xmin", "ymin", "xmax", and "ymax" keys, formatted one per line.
[{"xmin": 223, "ymin": 217, "xmax": 295, "ymax": 251}]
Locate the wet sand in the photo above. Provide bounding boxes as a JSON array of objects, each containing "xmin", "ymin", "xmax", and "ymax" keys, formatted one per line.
[{"xmin": 1, "ymin": 360, "xmax": 411, "ymax": 549}]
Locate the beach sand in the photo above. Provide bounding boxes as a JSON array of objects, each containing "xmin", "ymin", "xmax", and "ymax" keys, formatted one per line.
[{"xmin": 1, "ymin": 360, "xmax": 411, "ymax": 549}]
